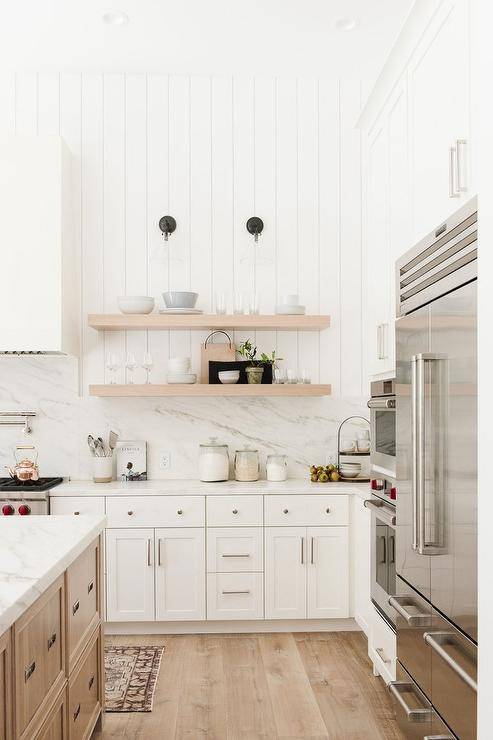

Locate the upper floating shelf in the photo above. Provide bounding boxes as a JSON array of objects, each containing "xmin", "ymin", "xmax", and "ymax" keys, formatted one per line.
[{"xmin": 88, "ymin": 314, "xmax": 331, "ymax": 331}]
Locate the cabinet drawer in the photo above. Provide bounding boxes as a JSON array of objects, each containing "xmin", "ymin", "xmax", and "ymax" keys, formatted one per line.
[
  {"xmin": 207, "ymin": 528, "xmax": 263, "ymax": 572},
  {"xmin": 207, "ymin": 495, "xmax": 263, "ymax": 527},
  {"xmin": 15, "ymin": 576, "xmax": 65, "ymax": 738},
  {"xmin": 50, "ymin": 497, "xmax": 105, "ymax": 516},
  {"xmin": 207, "ymin": 573, "xmax": 263, "ymax": 620},
  {"xmin": 370, "ymin": 610, "xmax": 396, "ymax": 684},
  {"xmin": 265, "ymin": 494, "xmax": 348, "ymax": 526},
  {"xmin": 66, "ymin": 538, "xmax": 100, "ymax": 673},
  {"xmin": 35, "ymin": 685, "xmax": 67, "ymax": 740},
  {"xmin": 67, "ymin": 626, "xmax": 101, "ymax": 740},
  {"xmin": 106, "ymin": 495, "xmax": 205, "ymax": 527}
]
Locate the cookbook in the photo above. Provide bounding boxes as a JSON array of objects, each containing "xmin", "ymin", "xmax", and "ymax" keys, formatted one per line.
[{"xmin": 116, "ymin": 440, "xmax": 147, "ymax": 481}]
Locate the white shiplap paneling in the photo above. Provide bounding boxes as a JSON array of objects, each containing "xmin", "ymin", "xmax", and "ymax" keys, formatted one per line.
[{"xmin": 0, "ymin": 73, "xmax": 364, "ymax": 396}]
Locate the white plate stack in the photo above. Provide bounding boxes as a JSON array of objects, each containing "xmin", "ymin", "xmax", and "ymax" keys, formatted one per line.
[
  {"xmin": 275, "ymin": 294, "xmax": 306, "ymax": 315},
  {"xmin": 167, "ymin": 357, "xmax": 197, "ymax": 384}
]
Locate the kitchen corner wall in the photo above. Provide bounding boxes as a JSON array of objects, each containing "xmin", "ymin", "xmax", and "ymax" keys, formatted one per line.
[{"xmin": 0, "ymin": 73, "xmax": 367, "ymax": 479}]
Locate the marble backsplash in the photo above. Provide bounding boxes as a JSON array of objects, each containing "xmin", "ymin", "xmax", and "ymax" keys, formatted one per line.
[{"xmin": 0, "ymin": 357, "xmax": 369, "ymax": 481}]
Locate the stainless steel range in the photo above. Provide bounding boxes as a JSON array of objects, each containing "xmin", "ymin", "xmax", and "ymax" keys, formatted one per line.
[
  {"xmin": 0, "ymin": 477, "xmax": 63, "ymax": 515},
  {"xmin": 365, "ymin": 477, "xmax": 397, "ymax": 629}
]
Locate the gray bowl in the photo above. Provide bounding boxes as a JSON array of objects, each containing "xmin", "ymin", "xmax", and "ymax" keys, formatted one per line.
[{"xmin": 162, "ymin": 291, "xmax": 199, "ymax": 309}]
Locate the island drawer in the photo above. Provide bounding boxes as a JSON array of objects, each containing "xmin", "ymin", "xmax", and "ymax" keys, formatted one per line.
[
  {"xmin": 207, "ymin": 527, "xmax": 263, "ymax": 572},
  {"xmin": 207, "ymin": 573, "xmax": 264, "ymax": 620},
  {"xmin": 50, "ymin": 497, "xmax": 105, "ymax": 517},
  {"xmin": 106, "ymin": 495, "xmax": 205, "ymax": 527},
  {"xmin": 66, "ymin": 538, "xmax": 100, "ymax": 673},
  {"xmin": 207, "ymin": 495, "xmax": 263, "ymax": 527},
  {"xmin": 67, "ymin": 625, "xmax": 102, "ymax": 740},
  {"xmin": 265, "ymin": 494, "xmax": 349, "ymax": 526},
  {"xmin": 34, "ymin": 684, "xmax": 67, "ymax": 740},
  {"xmin": 14, "ymin": 575, "xmax": 65, "ymax": 738}
]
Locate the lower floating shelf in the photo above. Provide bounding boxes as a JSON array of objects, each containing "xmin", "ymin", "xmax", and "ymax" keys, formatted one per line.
[{"xmin": 89, "ymin": 383, "xmax": 332, "ymax": 398}]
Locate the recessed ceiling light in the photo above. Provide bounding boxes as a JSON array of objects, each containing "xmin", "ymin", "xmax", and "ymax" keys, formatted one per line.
[
  {"xmin": 102, "ymin": 10, "xmax": 130, "ymax": 26},
  {"xmin": 334, "ymin": 18, "xmax": 359, "ymax": 32}
]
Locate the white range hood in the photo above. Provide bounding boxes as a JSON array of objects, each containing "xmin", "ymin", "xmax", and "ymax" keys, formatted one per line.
[{"xmin": 0, "ymin": 135, "xmax": 79, "ymax": 355}]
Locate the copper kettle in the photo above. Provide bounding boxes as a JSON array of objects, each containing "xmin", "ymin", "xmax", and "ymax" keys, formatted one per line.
[{"xmin": 5, "ymin": 445, "xmax": 39, "ymax": 482}]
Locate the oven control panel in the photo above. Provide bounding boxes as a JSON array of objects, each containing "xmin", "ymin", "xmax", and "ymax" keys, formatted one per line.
[{"xmin": 371, "ymin": 478, "xmax": 397, "ymax": 502}]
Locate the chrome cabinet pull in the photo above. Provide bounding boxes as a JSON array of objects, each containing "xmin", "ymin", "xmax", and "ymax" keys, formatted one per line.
[
  {"xmin": 423, "ymin": 735, "xmax": 454, "ymax": 740},
  {"xmin": 377, "ymin": 324, "xmax": 382, "ymax": 360},
  {"xmin": 388, "ymin": 595, "xmax": 430, "ymax": 627},
  {"xmin": 375, "ymin": 647, "xmax": 391, "ymax": 664},
  {"xmin": 147, "ymin": 538, "xmax": 152, "ymax": 566},
  {"xmin": 283, "ymin": 508, "xmax": 289, "ymax": 514},
  {"xmin": 221, "ymin": 553, "xmax": 250, "ymax": 558},
  {"xmin": 158, "ymin": 538, "xmax": 163, "ymax": 566},
  {"xmin": 388, "ymin": 681, "xmax": 433, "ymax": 722},
  {"xmin": 88, "ymin": 674, "xmax": 95, "ymax": 690},
  {"xmin": 456, "ymin": 138, "xmax": 467, "ymax": 192},
  {"xmin": 222, "ymin": 590, "xmax": 250, "ymax": 595},
  {"xmin": 127, "ymin": 510, "xmax": 134, "ymax": 516},
  {"xmin": 72, "ymin": 600, "xmax": 80, "ymax": 616},
  {"xmin": 379, "ymin": 535, "xmax": 387, "ymax": 565},
  {"xmin": 232, "ymin": 509, "xmax": 238, "ymax": 515},
  {"xmin": 24, "ymin": 660, "xmax": 36, "ymax": 682},
  {"xmin": 47, "ymin": 632, "xmax": 57, "ymax": 650},
  {"xmin": 449, "ymin": 146, "xmax": 459, "ymax": 197},
  {"xmin": 423, "ymin": 631, "xmax": 477, "ymax": 692},
  {"xmin": 300, "ymin": 537, "xmax": 305, "ymax": 565},
  {"xmin": 73, "ymin": 703, "xmax": 81, "ymax": 722},
  {"xmin": 87, "ymin": 580, "xmax": 94, "ymax": 594},
  {"xmin": 310, "ymin": 537, "xmax": 314, "ymax": 564},
  {"xmin": 74, "ymin": 511, "xmax": 80, "ymax": 515},
  {"xmin": 177, "ymin": 509, "xmax": 183, "ymax": 515},
  {"xmin": 325, "ymin": 507, "xmax": 330, "ymax": 514}
]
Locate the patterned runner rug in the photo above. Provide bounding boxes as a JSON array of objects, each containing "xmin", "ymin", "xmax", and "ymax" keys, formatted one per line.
[{"xmin": 105, "ymin": 645, "xmax": 164, "ymax": 712}]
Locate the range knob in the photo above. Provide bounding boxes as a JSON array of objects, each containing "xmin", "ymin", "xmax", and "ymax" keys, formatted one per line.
[
  {"xmin": 18, "ymin": 504, "xmax": 31, "ymax": 515},
  {"xmin": 390, "ymin": 487, "xmax": 397, "ymax": 501},
  {"xmin": 2, "ymin": 504, "xmax": 14, "ymax": 516}
]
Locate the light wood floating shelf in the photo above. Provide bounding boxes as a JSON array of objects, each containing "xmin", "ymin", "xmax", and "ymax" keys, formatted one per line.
[
  {"xmin": 89, "ymin": 384, "xmax": 332, "ymax": 398},
  {"xmin": 88, "ymin": 314, "xmax": 331, "ymax": 331}
]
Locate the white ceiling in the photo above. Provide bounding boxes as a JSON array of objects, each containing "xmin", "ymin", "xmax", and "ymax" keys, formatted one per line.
[{"xmin": 2, "ymin": 0, "xmax": 413, "ymax": 76}]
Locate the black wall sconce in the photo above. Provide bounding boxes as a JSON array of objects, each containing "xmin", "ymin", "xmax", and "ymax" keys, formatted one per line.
[
  {"xmin": 246, "ymin": 216, "xmax": 264, "ymax": 244},
  {"xmin": 159, "ymin": 215, "xmax": 177, "ymax": 241}
]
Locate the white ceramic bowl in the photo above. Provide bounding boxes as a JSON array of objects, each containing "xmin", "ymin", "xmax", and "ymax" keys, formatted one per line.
[
  {"xmin": 117, "ymin": 296, "xmax": 155, "ymax": 314},
  {"xmin": 168, "ymin": 357, "xmax": 191, "ymax": 371},
  {"xmin": 275, "ymin": 304, "xmax": 306, "ymax": 315},
  {"xmin": 162, "ymin": 291, "xmax": 198, "ymax": 309},
  {"xmin": 218, "ymin": 370, "xmax": 240, "ymax": 385},
  {"xmin": 166, "ymin": 372, "xmax": 197, "ymax": 384},
  {"xmin": 339, "ymin": 469, "xmax": 360, "ymax": 478}
]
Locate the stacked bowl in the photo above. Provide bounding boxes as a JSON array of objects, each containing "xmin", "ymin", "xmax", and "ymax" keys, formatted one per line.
[
  {"xmin": 339, "ymin": 462, "xmax": 361, "ymax": 479},
  {"xmin": 167, "ymin": 357, "xmax": 197, "ymax": 384}
]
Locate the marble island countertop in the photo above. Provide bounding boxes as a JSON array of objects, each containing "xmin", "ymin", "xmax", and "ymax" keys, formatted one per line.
[
  {"xmin": 0, "ymin": 515, "xmax": 106, "ymax": 634},
  {"xmin": 52, "ymin": 478, "xmax": 370, "ymax": 497}
]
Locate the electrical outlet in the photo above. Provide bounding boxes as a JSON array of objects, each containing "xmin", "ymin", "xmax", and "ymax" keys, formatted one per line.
[{"xmin": 159, "ymin": 452, "xmax": 171, "ymax": 470}]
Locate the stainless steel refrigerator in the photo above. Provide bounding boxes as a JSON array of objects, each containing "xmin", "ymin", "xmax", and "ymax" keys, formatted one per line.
[{"xmin": 389, "ymin": 197, "xmax": 477, "ymax": 739}]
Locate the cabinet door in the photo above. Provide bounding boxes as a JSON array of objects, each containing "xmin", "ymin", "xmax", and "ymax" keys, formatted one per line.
[
  {"xmin": 155, "ymin": 528, "xmax": 205, "ymax": 621},
  {"xmin": 307, "ymin": 527, "xmax": 349, "ymax": 619},
  {"xmin": 364, "ymin": 120, "xmax": 390, "ymax": 377},
  {"xmin": 0, "ymin": 628, "xmax": 12, "ymax": 740},
  {"xmin": 264, "ymin": 527, "xmax": 306, "ymax": 619},
  {"xmin": 409, "ymin": 0, "xmax": 470, "ymax": 240},
  {"xmin": 106, "ymin": 529, "xmax": 155, "ymax": 622}
]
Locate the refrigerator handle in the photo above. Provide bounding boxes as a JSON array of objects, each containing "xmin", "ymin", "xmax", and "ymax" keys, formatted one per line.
[{"xmin": 411, "ymin": 355, "xmax": 420, "ymax": 551}]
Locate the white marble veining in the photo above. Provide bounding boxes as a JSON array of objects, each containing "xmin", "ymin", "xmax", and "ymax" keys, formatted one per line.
[
  {"xmin": 0, "ymin": 356, "xmax": 369, "ymax": 481},
  {"xmin": 52, "ymin": 478, "xmax": 369, "ymax": 496},
  {"xmin": 0, "ymin": 515, "xmax": 105, "ymax": 634}
]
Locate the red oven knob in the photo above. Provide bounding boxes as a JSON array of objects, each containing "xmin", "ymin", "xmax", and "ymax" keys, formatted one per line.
[
  {"xmin": 2, "ymin": 504, "xmax": 14, "ymax": 515},
  {"xmin": 390, "ymin": 487, "xmax": 397, "ymax": 500},
  {"xmin": 371, "ymin": 479, "xmax": 384, "ymax": 491},
  {"xmin": 18, "ymin": 504, "xmax": 31, "ymax": 516}
]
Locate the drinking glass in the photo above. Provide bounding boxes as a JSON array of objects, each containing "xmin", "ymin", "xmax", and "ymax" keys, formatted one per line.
[
  {"xmin": 233, "ymin": 292, "xmax": 244, "ymax": 315},
  {"xmin": 106, "ymin": 353, "xmax": 119, "ymax": 385},
  {"xmin": 248, "ymin": 292, "xmax": 259, "ymax": 315},
  {"xmin": 215, "ymin": 292, "xmax": 227, "ymax": 315},
  {"xmin": 142, "ymin": 352, "xmax": 153, "ymax": 384},
  {"xmin": 286, "ymin": 368, "xmax": 297, "ymax": 384},
  {"xmin": 125, "ymin": 352, "xmax": 137, "ymax": 384}
]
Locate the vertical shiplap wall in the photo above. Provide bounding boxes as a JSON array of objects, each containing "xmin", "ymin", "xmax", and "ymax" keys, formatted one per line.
[{"xmin": 0, "ymin": 73, "xmax": 362, "ymax": 396}]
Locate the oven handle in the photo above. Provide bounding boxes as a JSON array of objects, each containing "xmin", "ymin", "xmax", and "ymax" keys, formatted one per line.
[
  {"xmin": 363, "ymin": 499, "xmax": 396, "ymax": 527},
  {"xmin": 367, "ymin": 398, "xmax": 396, "ymax": 409}
]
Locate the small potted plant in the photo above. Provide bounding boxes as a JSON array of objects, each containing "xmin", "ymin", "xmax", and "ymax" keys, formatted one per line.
[{"xmin": 237, "ymin": 340, "xmax": 282, "ymax": 384}]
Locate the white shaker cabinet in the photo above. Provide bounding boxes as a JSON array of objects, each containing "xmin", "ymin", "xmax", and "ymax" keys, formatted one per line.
[
  {"xmin": 306, "ymin": 527, "xmax": 349, "ymax": 619},
  {"xmin": 155, "ymin": 528, "xmax": 205, "ymax": 621},
  {"xmin": 265, "ymin": 527, "xmax": 307, "ymax": 619},
  {"xmin": 106, "ymin": 528, "xmax": 155, "ymax": 622}
]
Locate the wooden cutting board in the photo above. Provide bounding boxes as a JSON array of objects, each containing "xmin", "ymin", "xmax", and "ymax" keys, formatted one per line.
[{"xmin": 200, "ymin": 340, "xmax": 236, "ymax": 383}]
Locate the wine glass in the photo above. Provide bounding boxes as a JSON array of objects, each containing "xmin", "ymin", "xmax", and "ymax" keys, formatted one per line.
[
  {"xmin": 125, "ymin": 352, "xmax": 137, "ymax": 384},
  {"xmin": 142, "ymin": 352, "xmax": 153, "ymax": 384},
  {"xmin": 106, "ymin": 353, "xmax": 119, "ymax": 385}
]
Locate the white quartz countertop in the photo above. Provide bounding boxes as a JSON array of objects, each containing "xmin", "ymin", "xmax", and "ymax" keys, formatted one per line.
[
  {"xmin": 0, "ymin": 515, "xmax": 106, "ymax": 634},
  {"xmin": 52, "ymin": 479, "xmax": 369, "ymax": 497}
]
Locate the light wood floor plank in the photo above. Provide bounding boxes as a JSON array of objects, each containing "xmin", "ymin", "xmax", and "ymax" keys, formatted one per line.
[{"xmin": 258, "ymin": 633, "xmax": 329, "ymax": 739}]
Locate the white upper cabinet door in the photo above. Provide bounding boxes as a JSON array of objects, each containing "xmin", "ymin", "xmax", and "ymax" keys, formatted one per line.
[
  {"xmin": 264, "ymin": 527, "xmax": 306, "ymax": 620},
  {"xmin": 155, "ymin": 528, "xmax": 205, "ymax": 621},
  {"xmin": 0, "ymin": 135, "xmax": 78, "ymax": 354},
  {"xmin": 307, "ymin": 526, "xmax": 349, "ymax": 619},
  {"xmin": 364, "ymin": 120, "xmax": 390, "ymax": 377},
  {"xmin": 106, "ymin": 528, "xmax": 155, "ymax": 622},
  {"xmin": 409, "ymin": 0, "xmax": 470, "ymax": 241}
]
